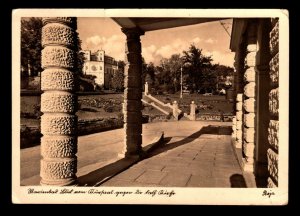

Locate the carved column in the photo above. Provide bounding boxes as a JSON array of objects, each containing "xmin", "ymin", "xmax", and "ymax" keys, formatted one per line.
[
  {"xmin": 40, "ymin": 17, "xmax": 78, "ymax": 185},
  {"xmin": 267, "ymin": 18, "xmax": 279, "ymax": 188},
  {"xmin": 121, "ymin": 28, "xmax": 144, "ymax": 158},
  {"xmin": 233, "ymin": 43, "xmax": 246, "ymax": 149},
  {"xmin": 235, "ymin": 93, "xmax": 243, "ymax": 148},
  {"xmin": 243, "ymin": 22, "xmax": 258, "ymax": 172}
]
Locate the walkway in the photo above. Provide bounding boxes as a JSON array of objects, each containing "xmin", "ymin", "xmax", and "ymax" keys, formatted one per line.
[
  {"xmin": 21, "ymin": 121, "xmax": 247, "ymax": 188},
  {"xmin": 101, "ymin": 122, "xmax": 245, "ymax": 187}
]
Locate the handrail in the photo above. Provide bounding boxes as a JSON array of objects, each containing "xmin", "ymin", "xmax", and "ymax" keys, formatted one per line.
[{"xmin": 141, "ymin": 99, "xmax": 170, "ymax": 115}]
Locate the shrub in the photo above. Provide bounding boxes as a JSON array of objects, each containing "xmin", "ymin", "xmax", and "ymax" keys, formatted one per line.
[
  {"xmin": 168, "ymin": 88, "xmax": 175, "ymax": 94},
  {"xmin": 104, "ymin": 104, "xmax": 114, "ymax": 113},
  {"xmin": 103, "ymin": 103, "xmax": 122, "ymax": 113},
  {"xmin": 81, "ymin": 107, "xmax": 98, "ymax": 112},
  {"xmin": 33, "ymin": 105, "xmax": 42, "ymax": 119}
]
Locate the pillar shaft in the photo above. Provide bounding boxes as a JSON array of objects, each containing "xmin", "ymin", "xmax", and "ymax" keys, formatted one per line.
[
  {"xmin": 190, "ymin": 101, "xmax": 196, "ymax": 121},
  {"xmin": 233, "ymin": 42, "xmax": 247, "ymax": 149},
  {"xmin": 242, "ymin": 22, "xmax": 257, "ymax": 172},
  {"xmin": 40, "ymin": 17, "xmax": 78, "ymax": 186},
  {"xmin": 267, "ymin": 18, "xmax": 279, "ymax": 188},
  {"xmin": 121, "ymin": 28, "xmax": 144, "ymax": 158}
]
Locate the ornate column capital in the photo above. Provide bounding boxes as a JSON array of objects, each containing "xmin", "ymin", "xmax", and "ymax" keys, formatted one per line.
[
  {"xmin": 42, "ymin": 17, "xmax": 77, "ymax": 29},
  {"xmin": 121, "ymin": 28, "xmax": 144, "ymax": 39}
]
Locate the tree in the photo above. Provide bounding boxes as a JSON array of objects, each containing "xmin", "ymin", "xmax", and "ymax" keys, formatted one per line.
[
  {"xmin": 145, "ymin": 73, "xmax": 153, "ymax": 87},
  {"xmin": 117, "ymin": 60, "xmax": 126, "ymax": 71},
  {"xmin": 144, "ymin": 62, "xmax": 155, "ymax": 91},
  {"xmin": 21, "ymin": 17, "xmax": 43, "ymax": 76},
  {"xmin": 21, "ymin": 17, "xmax": 85, "ymax": 77},
  {"xmin": 158, "ymin": 58, "xmax": 172, "ymax": 85},
  {"xmin": 211, "ymin": 64, "xmax": 234, "ymax": 90},
  {"xmin": 145, "ymin": 62, "xmax": 155, "ymax": 82},
  {"xmin": 165, "ymin": 54, "xmax": 182, "ymax": 92},
  {"xmin": 141, "ymin": 59, "xmax": 157, "ymax": 92},
  {"xmin": 182, "ymin": 44, "xmax": 213, "ymax": 91},
  {"xmin": 111, "ymin": 70, "xmax": 124, "ymax": 91},
  {"xmin": 76, "ymin": 34, "xmax": 85, "ymax": 75},
  {"xmin": 212, "ymin": 64, "xmax": 234, "ymax": 78}
]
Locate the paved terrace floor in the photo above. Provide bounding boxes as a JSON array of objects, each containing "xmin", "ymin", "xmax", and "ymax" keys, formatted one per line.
[{"xmin": 21, "ymin": 121, "xmax": 247, "ymax": 188}]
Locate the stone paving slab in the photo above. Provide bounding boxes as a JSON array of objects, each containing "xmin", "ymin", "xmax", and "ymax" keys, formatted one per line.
[
  {"xmin": 160, "ymin": 172, "xmax": 192, "ymax": 187},
  {"xmin": 100, "ymin": 122, "xmax": 246, "ymax": 188},
  {"xmin": 163, "ymin": 166, "xmax": 213, "ymax": 177},
  {"xmin": 187, "ymin": 175, "xmax": 218, "ymax": 187},
  {"xmin": 135, "ymin": 170, "xmax": 168, "ymax": 184},
  {"xmin": 113, "ymin": 168, "xmax": 146, "ymax": 181},
  {"xmin": 133, "ymin": 163, "xmax": 166, "ymax": 171}
]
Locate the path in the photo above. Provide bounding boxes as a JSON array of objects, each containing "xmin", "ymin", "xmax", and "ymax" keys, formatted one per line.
[
  {"xmin": 21, "ymin": 121, "xmax": 248, "ymax": 188},
  {"xmin": 101, "ymin": 123, "xmax": 246, "ymax": 187}
]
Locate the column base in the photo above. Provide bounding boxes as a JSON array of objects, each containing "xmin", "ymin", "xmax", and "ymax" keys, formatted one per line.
[
  {"xmin": 40, "ymin": 177, "xmax": 77, "ymax": 186},
  {"xmin": 235, "ymin": 141, "xmax": 242, "ymax": 149},
  {"xmin": 242, "ymin": 158, "xmax": 255, "ymax": 172},
  {"xmin": 118, "ymin": 150, "xmax": 146, "ymax": 160}
]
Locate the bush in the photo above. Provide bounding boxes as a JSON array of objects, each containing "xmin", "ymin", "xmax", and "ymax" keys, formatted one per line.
[
  {"xmin": 168, "ymin": 88, "xmax": 175, "ymax": 94},
  {"xmin": 21, "ymin": 104, "xmax": 41, "ymax": 119},
  {"xmin": 81, "ymin": 107, "xmax": 98, "ymax": 112},
  {"xmin": 33, "ymin": 105, "xmax": 42, "ymax": 119},
  {"xmin": 103, "ymin": 103, "xmax": 122, "ymax": 113},
  {"xmin": 104, "ymin": 104, "xmax": 114, "ymax": 113},
  {"xmin": 156, "ymin": 90, "xmax": 163, "ymax": 95}
]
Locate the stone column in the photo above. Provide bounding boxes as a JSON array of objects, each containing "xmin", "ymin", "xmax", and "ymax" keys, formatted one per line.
[
  {"xmin": 121, "ymin": 28, "xmax": 144, "ymax": 158},
  {"xmin": 235, "ymin": 93, "xmax": 243, "ymax": 148},
  {"xmin": 232, "ymin": 39, "xmax": 248, "ymax": 149},
  {"xmin": 242, "ymin": 22, "xmax": 257, "ymax": 172},
  {"xmin": 40, "ymin": 17, "xmax": 78, "ymax": 186},
  {"xmin": 190, "ymin": 101, "xmax": 196, "ymax": 121},
  {"xmin": 173, "ymin": 101, "xmax": 179, "ymax": 120},
  {"xmin": 232, "ymin": 116, "xmax": 237, "ymax": 139},
  {"xmin": 144, "ymin": 82, "xmax": 149, "ymax": 95},
  {"xmin": 267, "ymin": 18, "xmax": 279, "ymax": 188}
]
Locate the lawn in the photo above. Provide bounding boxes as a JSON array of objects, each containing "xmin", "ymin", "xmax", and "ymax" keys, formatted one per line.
[
  {"xmin": 21, "ymin": 92, "xmax": 234, "ymax": 128},
  {"xmin": 20, "ymin": 92, "xmax": 233, "ymax": 147},
  {"xmin": 154, "ymin": 93, "xmax": 233, "ymax": 115}
]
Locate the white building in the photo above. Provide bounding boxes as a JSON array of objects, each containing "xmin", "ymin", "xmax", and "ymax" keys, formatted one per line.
[{"xmin": 83, "ymin": 50, "xmax": 119, "ymax": 88}]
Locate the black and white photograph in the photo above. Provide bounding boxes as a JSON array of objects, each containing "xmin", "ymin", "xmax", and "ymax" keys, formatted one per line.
[{"xmin": 12, "ymin": 9, "xmax": 289, "ymax": 204}]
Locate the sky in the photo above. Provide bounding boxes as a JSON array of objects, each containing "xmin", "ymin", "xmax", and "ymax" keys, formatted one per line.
[{"xmin": 77, "ymin": 17, "xmax": 235, "ymax": 67}]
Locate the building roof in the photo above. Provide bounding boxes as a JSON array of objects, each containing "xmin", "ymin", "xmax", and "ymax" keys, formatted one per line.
[{"xmin": 112, "ymin": 18, "xmax": 226, "ymax": 32}]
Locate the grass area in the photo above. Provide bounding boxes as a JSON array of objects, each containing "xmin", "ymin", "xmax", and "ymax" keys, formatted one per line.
[
  {"xmin": 21, "ymin": 93, "xmax": 233, "ymax": 128},
  {"xmin": 154, "ymin": 93, "xmax": 233, "ymax": 115},
  {"xmin": 77, "ymin": 94, "xmax": 123, "ymax": 120}
]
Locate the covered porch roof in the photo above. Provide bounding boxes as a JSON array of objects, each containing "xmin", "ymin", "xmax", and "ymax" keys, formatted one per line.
[
  {"xmin": 112, "ymin": 17, "xmax": 226, "ymax": 32},
  {"xmin": 229, "ymin": 18, "xmax": 248, "ymax": 52}
]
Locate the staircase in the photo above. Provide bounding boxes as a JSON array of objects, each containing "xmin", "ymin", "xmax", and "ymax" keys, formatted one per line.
[
  {"xmin": 141, "ymin": 83, "xmax": 196, "ymax": 120},
  {"xmin": 142, "ymin": 92, "xmax": 187, "ymax": 120}
]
